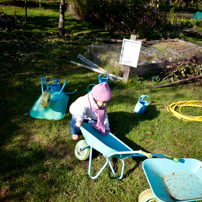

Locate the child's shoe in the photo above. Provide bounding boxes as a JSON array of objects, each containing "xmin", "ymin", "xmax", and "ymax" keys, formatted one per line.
[{"xmin": 72, "ymin": 134, "xmax": 78, "ymax": 141}]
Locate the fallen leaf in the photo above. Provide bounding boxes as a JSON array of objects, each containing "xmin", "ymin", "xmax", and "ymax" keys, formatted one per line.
[{"xmin": 145, "ymin": 140, "xmax": 152, "ymax": 143}]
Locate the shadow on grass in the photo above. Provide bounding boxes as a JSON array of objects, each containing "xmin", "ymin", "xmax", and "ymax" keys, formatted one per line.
[
  {"xmin": 107, "ymin": 157, "xmax": 143, "ymax": 180},
  {"xmin": 109, "ymin": 105, "xmax": 158, "ymax": 140},
  {"xmin": 0, "ymin": 50, "xmax": 93, "ymax": 200},
  {"xmin": 23, "ymin": 15, "xmax": 100, "ymax": 35}
]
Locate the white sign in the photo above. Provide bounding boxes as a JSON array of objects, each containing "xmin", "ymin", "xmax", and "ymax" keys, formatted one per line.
[{"xmin": 119, "ymin": 39, "xmax": 142, "ymax": 68}]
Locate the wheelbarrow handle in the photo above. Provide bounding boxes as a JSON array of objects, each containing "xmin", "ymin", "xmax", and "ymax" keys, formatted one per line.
[
  {"xmin": 164, "ymin": 155, "xmax": 179, "ymax": 162},
  {"xmin": 108, "ymin": 150, "xmax": 152, "ymax": 158},
  {"xmin": 41, "ymin": 75, "xmax": 49, "ymax": 93},
  {"xmin": 65, "ymin": 89, "xmax": 77, "ymax": 94},
  {"xmin": 139, "ymin": 150, "xmax": 152, "ymax": 159}
]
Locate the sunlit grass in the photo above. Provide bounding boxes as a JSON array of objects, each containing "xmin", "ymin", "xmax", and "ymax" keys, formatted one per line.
[{"xmin": 1, "ymin": 2, "xmax": 202, "ymax": 202}]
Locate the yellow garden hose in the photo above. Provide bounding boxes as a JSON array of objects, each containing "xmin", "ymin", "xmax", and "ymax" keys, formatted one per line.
[{"xmin": 167, "ymin": 100, "xmax": 202, "ymax": 121}]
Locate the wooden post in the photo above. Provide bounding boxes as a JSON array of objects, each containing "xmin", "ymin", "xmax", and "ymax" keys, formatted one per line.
[{"xmin": 123, "ymin": 35, "xmax": 137, "ymax": 83}]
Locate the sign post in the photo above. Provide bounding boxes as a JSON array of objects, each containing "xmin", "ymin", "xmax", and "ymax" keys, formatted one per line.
[{"xmin": 119, "ymin": 35, "xmax": 142, "ymax": 82}]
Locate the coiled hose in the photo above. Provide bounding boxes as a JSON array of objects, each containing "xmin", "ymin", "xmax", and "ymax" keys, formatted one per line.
[{"xmin": 167, "ymin": 100, "xmax": 202, "ymax": 121}]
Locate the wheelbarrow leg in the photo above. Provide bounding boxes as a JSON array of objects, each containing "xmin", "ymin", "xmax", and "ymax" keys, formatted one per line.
[
  {"xmin": 41, "ymin": 76, "xmax": 49, "ymax": 93},
  {"xmin": 108, "ymin": 158, "xmax": 125, "ymax": 180},
  {"xmin": 50, "ymin": 79, "xmax": 68, "ymax": 102},
  {"xmin": 88, "ymin": 147, "xmax": 109, "ymax": 180}
]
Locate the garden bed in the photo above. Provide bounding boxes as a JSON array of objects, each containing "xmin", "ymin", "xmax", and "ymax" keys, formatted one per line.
[{"xmin": 87, "ymin": 38, "xmax": 202, "ymax": 76}]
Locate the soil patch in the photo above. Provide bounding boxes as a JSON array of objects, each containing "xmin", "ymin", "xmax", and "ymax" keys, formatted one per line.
[{"xmin": 87, "ymin": 38, "xmax": 202, "ymax": 77}]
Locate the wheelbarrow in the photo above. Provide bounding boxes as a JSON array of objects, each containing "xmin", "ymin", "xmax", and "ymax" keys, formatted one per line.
[
  {"xmin": 138, "ymin": 158, "xmax": 202, "ymax": 202},
  {"xmin": 74, "ymin": 122, "xmax": 178, "ymax": 180},
  {"xmin": 29, "ymin": 76, "xmax": 77, "ymax": 120},
  {"xmin": 40, "ymin": 76, "xmax": 77, "ymax": 108}
]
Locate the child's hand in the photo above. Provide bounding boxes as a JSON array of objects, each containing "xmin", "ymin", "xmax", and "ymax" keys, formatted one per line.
[{"xmin": 76, "ymin": 120, "xmax": 82, "ymax": 127}]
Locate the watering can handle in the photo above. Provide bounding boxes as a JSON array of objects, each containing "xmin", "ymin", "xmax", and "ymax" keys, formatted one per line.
[
  {"xmin": 87, "ymin": 84, "xmax": 96, "ymax": 93},
  {"xmin": 139, "ymin": 95, "xmax": 151, "ymax": 104},
  {"xmin": 98, "ymin": 73, "xmax": 108, "ymax": 79},
  {"xmin": 49, "ymin": 78, "xmax": 61, "ymax": 85}
]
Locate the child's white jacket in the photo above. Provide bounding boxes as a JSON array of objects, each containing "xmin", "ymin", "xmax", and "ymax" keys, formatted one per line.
[{"xmin": 69, "ymin": 92, "xmax": 110, "ymax": 130}]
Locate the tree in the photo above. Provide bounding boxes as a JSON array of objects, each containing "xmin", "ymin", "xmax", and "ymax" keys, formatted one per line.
[
  {"xmin": 58, "ymin": 0, "xmax": 65, "ymax": 35},
  {"xmin": 25, "ymin": 0, "xmax": 27, "ymax": 24}
]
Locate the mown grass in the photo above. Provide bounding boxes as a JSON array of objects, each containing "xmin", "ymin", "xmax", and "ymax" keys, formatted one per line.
[{"xmin": 1, "ymin": 2, "xmax": 202, "ymax": 202}]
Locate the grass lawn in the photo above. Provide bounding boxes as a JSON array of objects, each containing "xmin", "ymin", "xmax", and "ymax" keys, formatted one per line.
[{"xmin": 1, "ymin": 2, "xmax": 202, "ymax": 202}]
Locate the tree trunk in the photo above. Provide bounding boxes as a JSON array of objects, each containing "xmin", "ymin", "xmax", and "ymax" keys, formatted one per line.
[
  {"xmin": 196, "ymin": 0, "xmax": 199, "ymax": 10},
  {"xmin": 39, "ymin": 0, "xmax": 41, "ymax": 8},
  {"xmin": 58, "ymin": 0, "xmax": 65, "ymax": 36},
  {"xmin": 186, "ymin": 0, "xmax": 188, "ymax": 11},
  {"xmin": 25, "ymin": 0, "xmax": 27, "ymax": 24}
]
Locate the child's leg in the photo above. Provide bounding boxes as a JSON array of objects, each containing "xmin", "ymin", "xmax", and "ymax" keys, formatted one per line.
[{"xmin": 69, "ymin": 115, "xmax": 80, "ymax": 140}]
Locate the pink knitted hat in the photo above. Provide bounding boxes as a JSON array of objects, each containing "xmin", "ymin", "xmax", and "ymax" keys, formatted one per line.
[{"xmin": 91, "ymin": 82, "xmax": 112, "ymax": 101}]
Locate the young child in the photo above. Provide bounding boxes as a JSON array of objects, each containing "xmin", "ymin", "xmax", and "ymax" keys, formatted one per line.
[{"xmin": 69, "ymin": 82, "xmax": 112, "ymax": 140}]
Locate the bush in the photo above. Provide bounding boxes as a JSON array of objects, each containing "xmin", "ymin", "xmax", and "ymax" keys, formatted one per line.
[
  {"xmin": 68, "ymin": 0, "xmax": 170, "ymax": 39},
  {"xmin": 67, "ymin": 0, "xmax": 199, "ymax": 40},
  {"xmin": 196, "ymin": 20, "xmax": 202, "ymax": 29}
]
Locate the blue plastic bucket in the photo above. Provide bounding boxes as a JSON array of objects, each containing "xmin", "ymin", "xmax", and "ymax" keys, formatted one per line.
[
  {"xmin": 98, "ymin": 73, "xmax": 108, "ymax": 84},
  {"xmin": 134, "ymin": 95, "xmax": 150, "ymax": 114}
]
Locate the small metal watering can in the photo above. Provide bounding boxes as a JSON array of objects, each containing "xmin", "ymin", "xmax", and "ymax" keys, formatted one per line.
[
  {"xmin": 134, "ymin": 95, "xmax": 151, "ymax": 114},
  {"xmin": 98, "ymin": 73, "xmax": 108, "ymax": 84},
  {"xmin": 49, "ymin": 78, "xmax": 61, "ymax": 91}
]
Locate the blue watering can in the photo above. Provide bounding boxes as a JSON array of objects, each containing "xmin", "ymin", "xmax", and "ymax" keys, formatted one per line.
[
  {"xmin": 87, "ymin": 84, "xmax": 96, "ymax": 93},
  {"xmin": 49, "ymin": 78, "xmax": 61, "ymax": 91},
  {"xmin": 134, "ymin": 95, "xmax": 151, "ymax": 114},
  {"xmin": 98, "ymin": 73, "xmax": 108, "ymax": 84}
]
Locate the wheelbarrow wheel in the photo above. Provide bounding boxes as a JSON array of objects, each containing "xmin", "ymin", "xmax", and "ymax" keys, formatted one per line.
[
  {"xmin": 41, "ymin": 91, "xmax": 51, "ymax": 108},
  {"xmin": 138, "ymin": 189, "xmax": 158, "ymax": 202},
  {"xmin": 75, "ymin": 140, "xmax": 90, "ymax": 161}
]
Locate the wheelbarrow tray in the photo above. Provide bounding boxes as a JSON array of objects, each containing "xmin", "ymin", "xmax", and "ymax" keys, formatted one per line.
[
  {"xmin": 29, "ymin": 91, "xmax": 69, "ymax": 120},
  {"xmin": 142, "ymin": 158, "xmax": 202, "ymax": 201},
  {"xmin": 79, "ymin": 123, "xmax": 169, "ymax": 179},
  {"xmin": 80, "ymin": 122, "xmax": 133, "ymax": 158},
  {"xmin": 79, "ymin": 123, "xmax": 144, "ymax": 179}
]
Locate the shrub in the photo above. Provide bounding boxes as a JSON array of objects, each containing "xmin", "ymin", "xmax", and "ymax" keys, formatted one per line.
[
  {"xmin": 196, "ymin": 20, "xmax": 202, "ymax": 29},
  {"xmin": 68, "ymin": 0, "xmax": 169, "ymax": 39}
]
